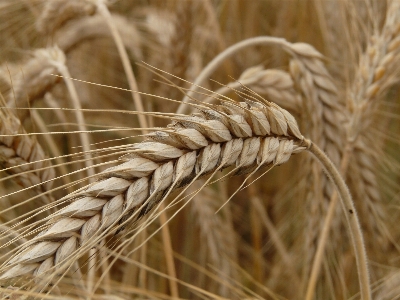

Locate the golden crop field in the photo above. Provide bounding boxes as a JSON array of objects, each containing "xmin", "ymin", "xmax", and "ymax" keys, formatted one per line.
[{"xmin": 0, "ymin": 1, "xmax": 399, "ymax": 299}]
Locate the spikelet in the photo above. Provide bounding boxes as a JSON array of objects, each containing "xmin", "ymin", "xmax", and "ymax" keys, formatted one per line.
[{"xmin": 238, "ymin": 66, "xmax": 301, "ymax": 112}]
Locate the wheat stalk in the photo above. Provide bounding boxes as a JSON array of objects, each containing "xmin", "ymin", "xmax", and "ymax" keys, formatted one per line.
[
  {"xmin": 95, "ymin": 0, "xmax": 148, "ymax": 131},
  {"xmin": 348, "ymin": 0, "xmax": 400, "ymax": 143},
  {"xmin": 169, "ymin": 1, "xmax": 194, "ymax": 83},
  {"xmin": 176, "ymin": 36, "xmax": 290, "ymax": 114}
]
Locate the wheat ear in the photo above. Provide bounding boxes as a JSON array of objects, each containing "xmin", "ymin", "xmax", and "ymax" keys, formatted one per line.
[
  {"xmin": 307, "ymin": 3, "xmax": 400, "ymax": 297},
  {"xmin": 348, "ymin": 1, "xmax": 400, "ymax": 142},
  {"xmin": 0, "ymin": 96, "xmax": 370, "ymax": 298},
  {"xmin": 176, "ymin": 36, "xmax": 292, "ymax": 114},
  {"xmin": 0, "ymin": 99, "xmax": 55, "ymax": 207},
  {"xmin": 287, "ymin": 42, "xmax": 346, "ymax": 297},
  {"xmin": 203, "ymin": 66, "xmax": 301, "ymax": 113},
  {"xmin": 7, "ymin": 49, "xmax": 63, "ymax": 121},
  {"xmin": 35, "ymin": 0, "xmax": 96, "ymax": 35},
  {"xmin": 56, "ymin": 14, "xmax": 142, "ymax": 60},
  {"xmin": 0, "ymin": 98, "xmax": 304, "ymax": 280}
]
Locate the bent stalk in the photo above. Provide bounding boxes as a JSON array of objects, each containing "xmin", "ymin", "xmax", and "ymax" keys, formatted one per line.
[{"xmin": 304, "ymin": 139, "xmax": 371, "ymax": 300}]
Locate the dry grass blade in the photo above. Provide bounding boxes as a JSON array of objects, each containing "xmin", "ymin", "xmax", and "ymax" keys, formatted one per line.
[{"xmin": 288, "ymin": 42, "xmax": 344, "ymax": 165}]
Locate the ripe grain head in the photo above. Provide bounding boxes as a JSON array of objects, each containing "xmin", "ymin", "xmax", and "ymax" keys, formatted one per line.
[{"xmin": 0, "ymin": 97, "xmax": 305, "ymax": 283}]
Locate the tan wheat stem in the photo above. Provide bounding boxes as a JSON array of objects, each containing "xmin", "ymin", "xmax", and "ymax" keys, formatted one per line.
[
  {"xmin": 96, "ymin": 1, "xmax": 148, "ymax": 131},
  {"xmin": 107, "ymin": 247, "xmax": 234, "ymax": 299},
  {"xmin": 202, "ymin": 0, "xmax": 232, "ymax": 76},
  {"xmin": 97, "ymin": 240, "xmax": 110, "ymax": 294},
  {"xmin": 87, "ymin": 248, "xmax": 97, "ymax": 297},
  {"xmin": 139, "ymin": 229, "xmax": 148, "ymax": 290},
  {"xmin": 304, "ymin": 139, "xmax": 371, "ymax": 300},
  {"xmin": 169, "ymin": 1, "xmax": 194, "ymax": 84},
  {"xmin": 305, "ymin": 143, "xmax": 352, "ymax": 300},
  {"xmin": 249, "ymin": 185, "xmax": 263, "ymax": 284},
  {"xmin": 52, "ymin": 54, "xmax": 95, "ymax": 180}
]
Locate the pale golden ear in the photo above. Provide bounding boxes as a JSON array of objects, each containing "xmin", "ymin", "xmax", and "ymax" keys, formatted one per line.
[{"xmin": 0, "ymin": 73, "xmax": 309, "ymax": 286}]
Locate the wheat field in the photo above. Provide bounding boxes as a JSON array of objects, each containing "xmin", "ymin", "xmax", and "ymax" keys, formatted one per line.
[{"xmin": 0, "ymin": 0, "xmax": 400, "ymax": 299}]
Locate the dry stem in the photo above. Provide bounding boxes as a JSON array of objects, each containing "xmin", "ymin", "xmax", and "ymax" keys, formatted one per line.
[
  {"xmin": 96, "ymin": 1, "xmax": 148, "ymax": 131},
  {"xmin": 304, "ymin": 139, "xmax": 371, "ymax": 300}
]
